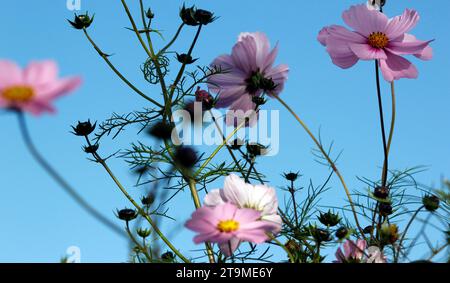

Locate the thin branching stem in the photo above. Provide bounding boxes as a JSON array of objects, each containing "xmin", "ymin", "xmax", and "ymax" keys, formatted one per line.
[
  {"xmin": 82, "ymin": 28, "xmax": 163, "ymax": 107},
  {"xmin": 274, "ymin": 95, "xmax": 365, "ymax": 237},
  {"xmin": 17, "ymin": 111, "xmax": 125, "ymax": 238},
  {"xmin": 375, "ymin": 60, "xmax": 389, "ymax": 187}
]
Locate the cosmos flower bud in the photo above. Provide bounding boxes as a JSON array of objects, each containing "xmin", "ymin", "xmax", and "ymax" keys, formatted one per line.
[
  {"xmin": 146, "ymin": 8, "xmax": 155, "ymax": 19},
  {"xmin": 161, "ymin": 251, "xmax": 175, "ymax": 262},
  {"xmin": 252, "ymin": 96, "xmax": 266, "ymax": 107},
  {"xmin": 380, "ymin": 223, "xmax": 399, "ymax": 245},
  {"xmin": 148, "ymin": 121, "xmax": 174, "ymax": 141},
  {"xmin": 194, "ymin": 9, "xmax": 215, "ymax": 25},
  {"xmin": 174, "ymin": 146, "xmax": 199, "ymax": 169},
  {"xmin": 379, "ymin": 202, "xmax": 393, "ymax": 216},
  {"xmin": 137, "ymin": 228, "xmax": 151, "ymax": 238},
  {"xmin": 116, "ymin": 208, "xmax": 137, "ymax": 222},
  {"xmin": 246, "ymin": 143, "xmax": 268, "ymax": 157},
  {"xmin": 363, "ymin": 225, "xmax": 374, "ymax": 234},
  {"xmin": 71, "ymin": 120, "xmax": 96, "ymax": 136},
  {"xmin": 374, "ymin": 186, "xmax": 390, "ymax": 199},
  {"xmin": 318, "ymin": 210, "xmax": 341, "ymax": 227},
  {"xmin": 283, "ymin": 172, "xmax": 299, "ymax": 182},
  {"xmin": 422, "ymin": 195, "xmax": 440, "ymax": 212},
  {"xmin": 141, "ymin": 193, "xmax": 155, "ymax": 206},
  {"xmin": 309, "ymin": 225, "xmax": 331, "ymax": 243},
  {"xmin": 179, "ymin": 4, "xmax": 199, "ymax": 26},
  {"xmin": 83, "ymin": 143, "xmax": 99, "ymax": 154},
  {"xmin": 335, "ymin": 227, "xmax": 349, "ymax": 240},
  {"xmin": 195, "ymin": 87, "xmax": 214, "ymax": 110},
  {"xmin": 68, "ymin": 12, "xmax": 94, "ymax": 29},
  {"xmin": 176, "ymin": 53, "xmax": 198, "ymax": 65}
]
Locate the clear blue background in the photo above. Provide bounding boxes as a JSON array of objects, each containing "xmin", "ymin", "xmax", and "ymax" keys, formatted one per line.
[{"xmin": 0, "ymin": 0, "xmax": 448, "ymax": 262}]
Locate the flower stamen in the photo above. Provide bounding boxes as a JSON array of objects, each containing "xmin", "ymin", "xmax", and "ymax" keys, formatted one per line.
[
  {"xmin": 2, "ymin": 86, "xmax": 35, "ymax": 103},
  {"xmin": 368, "ymin": 32, "xmax": 389, "ymax": 49},
  {"xmin": 217, "ymin": 219, "xmax": 240, "ymax": 233}
]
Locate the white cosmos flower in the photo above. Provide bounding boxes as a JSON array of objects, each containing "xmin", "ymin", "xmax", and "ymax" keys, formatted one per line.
[{"xmin": 204, "ymin": 174, "xmax": 282, "ymax": 233}]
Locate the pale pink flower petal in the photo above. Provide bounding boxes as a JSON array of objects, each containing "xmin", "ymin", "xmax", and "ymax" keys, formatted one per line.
[
  {"xmin": 0, "ymin": 60, "xmax": 81, "ymax": 115},
  {"xmin": 385, "ymin": 9, "xmax": 420, "ymax": 40},
  {"xmin": 203, "ymin": 174, "xmax": 282, "ymax": 233},
  {"xmin": 319, "ymin": 4, "xmax": 431, "ymax": 81},
  {"xmin": 219, "ymin": 238, "xmax": 241, "ymax": 257},
  {"xmin": 185, "ymin": 202, "xmax": 274, "ymax": 257},
  {"xmin": 379, "ymin": 51, "xmax": 418, "ymax": 81},
  {"xmin": 349, "ymin": 43, "xmax": 387, "ymax": 60},
  {"xmin": 23, "ymin": 61, "xmax": 58, "ymax": 86},
  {"xmin": 342, "ymin": 5, "xmax": 389, "ymax": 37},
  {"xmin": 34, "ymin": 77, "xmax": 82, "ymax": 100},
  {"xmin": 208, "ymin": 32, "xmax": 288, "ymax": 122},
  {"xmin": 0, "ymin": 60, "xmax": 23, "ymax": 88}
]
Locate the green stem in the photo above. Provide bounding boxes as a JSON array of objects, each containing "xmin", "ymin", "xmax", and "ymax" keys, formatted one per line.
[
  {"xmin": 17, "ymin": 112, "xmax": 125, "ymax": 238},
  {"xmin": 268, "ymin": 233, "xmax": 295, "ymax": 263},
  {"xmin": 85, "ymin": 137, "xmax": 189, "ymax": 263},
  {"xmin": 209, "ymin": 110, "xmax": 247, "ymax": 179},
  {"xmin": 375, "ymin": 60, "xmax": 389, "ymax": 187},
  {"xmin": 386, "ymin": 81, "xmax": 396, "ymax": 156},
  {"xmin": 158, "ymin": 23, "xmax": 185, "ymax": 55},
  {"xmin": 194, "ymin": 118, "xmax": 249, "ymax": 178},
  {"xmin": 126, "ymin": 222, "xmax": 152, "ymax": 262},
  {"xmin": 82, "ymin": 28, "xmax": 163, "ymax": 108},
  {"xmin": 274, "ymin": 95, "xmax": 365, "ymax": 237},
  {"xmin": 169, "ymin": 25, "xmax": 203, "ymax": 100},
  {"xmin": 395, "ymin": 205, "xmax": 424, "ymax": 262}
]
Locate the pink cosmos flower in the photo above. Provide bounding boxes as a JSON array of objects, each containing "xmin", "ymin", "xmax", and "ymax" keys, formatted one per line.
[
  {"xmin": 318, "ymin": 5, "xmax": 432, "ymax": 81},
  {"xmin": 204, "ymin": 174, "xmax": 282, "ymax": 233},
  {"xmin": 0, "ymin": 60, "xmax": 81, "ymax": 115},
  {"xmin": 185, "ymin": 202, "xmax": 277, "ymax": 257},
  {"xmin": 207, "ymin": 32, "xmax": 289, "ymax": 125},
  {"xmin": 334, "ymin": 239, "xmax": 386, "ymax": 263}
]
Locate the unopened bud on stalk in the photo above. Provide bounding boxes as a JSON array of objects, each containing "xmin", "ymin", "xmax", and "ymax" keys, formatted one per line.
[
  {"xmin": 83, "ymin": 143, "xmax": 99, "ymax": 154},
  {"xmin": 422, "ymin": 195, "xmax": 440, "ymax": 212},
  {"xmin": 141, "ymin": 193, "xmax": 155, "ymax": 206},
  {"xmin": 148, "ymin": 121, "xmax": 174, "ymax": 141},
  {"xmin": 146, "ymin": 8, "xmax": 155, "ymax": 19},
  {"xmin": 195, "ymin": 87, "xmax": 215, "ymax": 111},
  {"xmin": 246, "ymin": 143, "xmax": 268, "ymax": 157},
  {"xmin": 71, "ymin": 120, "xmax": 96, "ymax": 136},
  {"xmin": 283, "ymin": 172, "xmax": 300, "ymax": 182},
  {"xmin": 176, "ymin": 53, "xmax": 198, "ymax": 65},
  {"xmin": 374, "ymin": 186, "xmax": 389, "ymax": 199},
  {"xmin": 137, "ymin": 228, "xmax": 151, "ymax": 238},
  {"xmin": 68, "ymin": 12, "xmax": 94, "ymax": 29},
  {"xmin": 380, "ymin": 223, "xmax": 399, "ymax": 245},
  {"xmin": 161, "ymin": 251, "xmax": 175, "ymax": 262},
  {"xmin": 116, "ymin": 208, "xmax": 137, "ymax": 222},
  {"xmin": 335, "ymin": 227, "xmax": 349, "ymax": 239},
  {"xmin": 174, "ymin": 146, "xmax": 199, "ymax": 169},
  {"xmin": 318, "ymin": 210, "xmax": 341, "ymax": 227},
  {"xmin": 379, "ymin": 202, "xmax": 393, "ymax": 216}
]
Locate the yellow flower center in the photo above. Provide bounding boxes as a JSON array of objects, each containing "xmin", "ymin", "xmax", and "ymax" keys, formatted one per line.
[
  {"xmin": 368, "ymin": 32, "xmax": 389, "ymax": 49},
  {"xmin": 2, "ymin": 86, "xmax": 35, "ymax": 103},
  {"xmin": 217, "ymin": 220, "xmax": 240, "ymax": 233}
]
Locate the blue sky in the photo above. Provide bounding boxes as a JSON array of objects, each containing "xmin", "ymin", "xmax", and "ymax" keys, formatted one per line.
[{"xmin": 0, "ymin": 0, "xmax": 448, "ymax": 262}]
